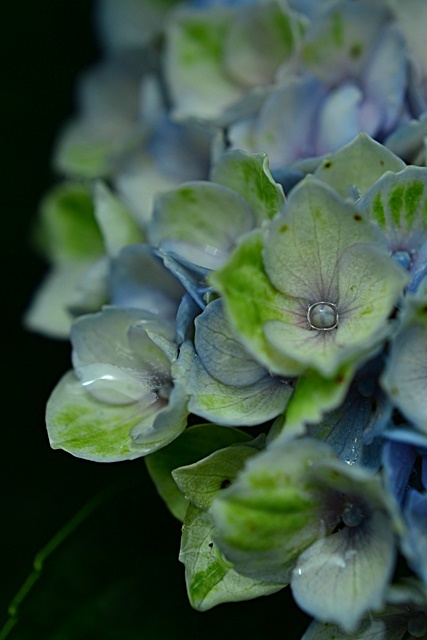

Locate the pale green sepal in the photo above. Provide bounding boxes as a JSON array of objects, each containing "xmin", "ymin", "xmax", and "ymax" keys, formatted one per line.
[
  {"xmin": 380, "ymin": 298, "xmax": 427, "ymax": 433},
  {"xmin": 292, "ymin": 509, "xmax": 396, "ymax": 633},
  {"xmin": 188, "ymin": 355, "xmax": 292, "ymax": 426},
  {"xmin": 223, "ymin": 0, "xmax": 296, "ymax": 88},
  {"xmin": 146, "ymin": 424, "xmax": 251, "ymax": 521},
  {"xmin": 264, "ymin": 243, "xmax": 406, "ymax": 377},
  {"xmin": 299, "ymin": 2, "xmax": 388, "ymax": 85},
  {"xmin": 302, "ymin": 579, "xmax": 427, "ymax": 640},
  {"xmin": 94, "ymin": 181, "xmax": 143, "ymax": 256},
  {"xmin": 358, "ymin": 166, "xmax": 427, "ymax": 241},
  {"xmin": 180, "ymin": 504, "xmax": 283, "ymax": 612},
  {"xmin": 36, "ymin": 182, "xmax": 104, "ymax": 265},
  {"xmin": 46, "ymin": 371, "xmax": 159, "ymax": 462},
  {"xmin": 210, "ymin": 149, "xmax": 285, "ymax": 223},
  {"xmin": 209, "ymin": 229, "xmax": 304, "ymax": 377},
  {"xmin": 211, "ymin": 439, "xmax": 337, "ymax": 583},
  {"xmin": 24, "ymin": 263, "xmax": 92, "ymax": 339},
  {"xmin": 270, "ymin": 364, "xmax": 355, "ymax": 443},
  {"xmin": 165, "ymin": 7, "xmax": 243, "ymax": 121},
  {"xmin": 314, "ymin": 133, "xmax": 406, "ymax": 198},
  {"xmin": 173, "ymin": 436, "xmax": 264, "ymax": 512},
  {"xmin": 149, "ymin": 181, "xmax": 254, "ymax": 269},
  {"xmin": 53, "ymin": 122, "xmax": 118, "ymax": 179}
]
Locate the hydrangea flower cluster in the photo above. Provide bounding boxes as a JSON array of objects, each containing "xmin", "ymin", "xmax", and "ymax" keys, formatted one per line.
[{"xmin": 26, "ymin": 0, "xmax": 427, "ymax": 636}]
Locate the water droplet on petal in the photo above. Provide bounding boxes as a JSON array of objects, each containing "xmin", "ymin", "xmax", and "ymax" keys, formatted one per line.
[
  {"xmin": 307, "ymin": 302, "xmax": 338, "ymax": 330},
  {"xmin": 341, "ymin": 502, "xmax": 364, "ymax": 528}
]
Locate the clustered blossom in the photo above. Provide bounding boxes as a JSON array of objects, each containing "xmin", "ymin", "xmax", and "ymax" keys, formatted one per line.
[{"xmin": 27, "ymin": 0, "xmax": 427, "ymax": 637}]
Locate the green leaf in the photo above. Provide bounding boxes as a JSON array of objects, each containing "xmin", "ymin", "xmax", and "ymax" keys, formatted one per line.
[
  {"xmin": 173, "ymin": 436, "xmax": 264, "ymax": 511},
  {"xmin": 145, "ymin": 424, "xmax": 251, "ymax": 521},
  {"xmin": 314, "ymin": 133, "xmax": 406, "ymax": 198},
  {"xmin": 179, "ymin": 504, "xmax": 283, "ymax": 612},
  {"xmin": 35, "ymin": 182, "xmax": 104, "ymax": 265},
  {"xmin": 210, "ymin": 149, "xmax": 285, "ymax": 223}
]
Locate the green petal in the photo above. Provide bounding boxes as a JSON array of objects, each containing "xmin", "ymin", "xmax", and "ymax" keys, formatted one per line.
[
  {"xmin": 210, "ymin": 149, "xmax": 285, "ymax": 224},
  {"xmin": 314, "ymin": 133, "xmax": 405, "ymax": 198},
  {"xmin": 209, "ymin": 229, "xmax": 303, "ymax": 376},
  {"xmin": 358, "ymin": 166, "xmax": 427, "ymax": 243},
  {"xmin": 149, "ymin": 181, "xmax": 254, "ymax": 269},
  {"xmin": 188, "ymin": 355, "xmax": 292, "ymax": 426},
  {"xmin": 94, "ymin": 181, "xmax": 143, "ymax": 256},
  {"xmin": 264, "ymin": 243, "xmax": 407, "ymax": 376},
  {"xmin": 264, "ymin": 177, "xmax": 384, "ymax": 301},
  {"xmin": 35, "ymin": 182, "xmax": 104, "ymax": 265},
  {"xmin": 165, "ymin": 7, "xmax": 243, "ymax": 120},
  {"xmin": 211, "ymin": 439, "xmax": 337, "ymax": 583},
  {"xmin": 24, "ymin": 263, "xmax": 91, "ymax": 339},
  {"xmin": 223, "ymin": 1, "xmax": 298, "ymax": 88},
  {"xmin": 46, "ymin": 371, "xmax": 159, "ymax": 462},
  {"xmin": 173, "ymin": 437, "xmax": 264, "ymax": 511},
  {"xmin": 381, "ymin": 299, "xmax": 427, "ymax": 433},
  {"xmin": 180, "ymin": 504, "xmax": 282, "ymax": 612},
  {"xmin": 270, "ymin": 364, "xmax": 355, "ymax": 442},
  {"xmin": 292, "ymin": 509, "xmax": 396, "ymax": 633},
  {"xmin": 145, "ymin": 424, "xmax": 251, "ymax": 521},
  {"xmin": 300, "ymin": 3, "xmax": 388, "ymax": 85}
]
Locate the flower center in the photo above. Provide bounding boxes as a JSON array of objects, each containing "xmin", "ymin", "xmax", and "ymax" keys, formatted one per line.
[
  {"xmin": 341, "ymin": 502, "xmax": 364, "ymax": 528},
  {"xmin": 307, "ymin": 302, "xmax": 338, "ymax": 330}
]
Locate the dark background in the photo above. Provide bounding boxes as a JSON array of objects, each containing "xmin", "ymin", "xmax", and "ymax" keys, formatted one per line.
[{"xmin": 3, "ymin": 3, "xmax": 308, "ymax": 638}]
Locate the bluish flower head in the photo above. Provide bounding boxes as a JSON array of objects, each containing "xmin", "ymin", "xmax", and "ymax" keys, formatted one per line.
[{"xmin": 27, "ymin": 0, "xmax": 427, "ymax": 632}]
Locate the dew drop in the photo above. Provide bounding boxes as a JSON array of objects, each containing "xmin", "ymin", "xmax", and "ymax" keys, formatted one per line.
[
  {"xmin": 341, "ymin": 503, "xmax": 364, "ymax": 528},
  {"xmin": 307, "ymin": 302, "xmax": 338, "ymax": 330}
]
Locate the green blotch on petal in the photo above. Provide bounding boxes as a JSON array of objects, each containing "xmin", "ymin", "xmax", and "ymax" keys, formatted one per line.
[
  {"xmin": 180, "ymin": 20, "xmax": 225, "ymax": 65},
  {"xmin": 209, "ymin": 229, "xmax": 302, "ymax": 376},
  {"xmin": 36, "ymin": 182, "xmax": 104, "ymax": 265},
  {"xmin": 331, "ymin": 10, "xmax": 344, "ymax": 46},
  {"xmin": 180, "ymin": 505, "xmax": 282, "ymax": 611},
  {"xmin": 372, "ymin": 192, "xmax": 387, "ymax": 228},
  {"xmin": 210, "ymin": 150, "xmax": 285, "ymax": 223},
  {"xmin": 46, "ymin": 371, "xmax": 152, "ymax": 462},
  {"xmin": 360, "ymin": 167, "xmax": 427, "ymax": 240},
  {"xmin": 211, "ymin": 439, "xmax": 337, "ymax": 583}
]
